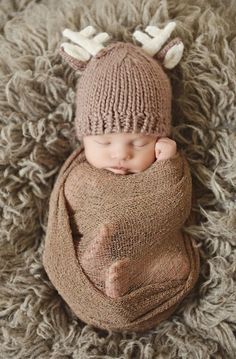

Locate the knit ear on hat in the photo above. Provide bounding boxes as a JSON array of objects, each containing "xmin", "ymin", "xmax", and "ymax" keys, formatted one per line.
[
  {"xmin": 133, "ymin": 22, "xmax": 184, "ymax": 69},
  {"xmin": 59, "ymin": 26, "xmax": 111, "ymax": 71}
]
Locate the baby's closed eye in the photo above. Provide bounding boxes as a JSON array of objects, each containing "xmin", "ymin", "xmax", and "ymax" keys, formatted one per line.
[{"xmin": 94, "ymin": 140, "xmax": 151, "ymax": 147}]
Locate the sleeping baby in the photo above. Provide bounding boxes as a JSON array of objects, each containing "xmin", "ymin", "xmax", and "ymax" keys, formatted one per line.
[
  {"xmin": 42, "ymin": 24, "xmax": 200, "ymax": 332},
  {"xmin": 73, "ymin": 132, "xmax": 179, "ymax": 299}
]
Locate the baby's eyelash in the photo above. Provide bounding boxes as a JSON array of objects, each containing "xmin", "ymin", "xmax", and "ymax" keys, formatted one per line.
[
  {"xmin": 95, "ymin": 141, "xmax": 147, "ymax": 147},
  {"xmin": 134, "ymin": 143, "xmax": 146, "ymax": 147},
  {"xmin": 95, "ymin": 141, "xmax": 110, "ymax": 145}
]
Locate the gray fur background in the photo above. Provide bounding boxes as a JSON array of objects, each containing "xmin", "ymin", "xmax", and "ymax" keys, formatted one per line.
[{"xmin": 0, "ymin": 0, "xmax": 236, "ymax": 358}]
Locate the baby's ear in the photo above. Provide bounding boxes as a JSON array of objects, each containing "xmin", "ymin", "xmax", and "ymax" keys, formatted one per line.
[
  {"xmin": 59, "ymin": 26, "xmax": 111, "ymax": 71},
  {"xmin": 133, "ymin": 22, "xmax": 184, "ymax": 69}
]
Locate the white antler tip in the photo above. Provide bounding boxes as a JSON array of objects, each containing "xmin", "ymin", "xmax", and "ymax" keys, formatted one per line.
[
  {"xmin": 133, "ymin": 30, "xmax": 140, "ymax": 37},
  {"xmin": 164, "ymin": 42, "xmax": 184, "ymax": 69},
  {"xmin": 167, "ymin": 21, "xmax": 176, "ymax": 29},
  {"xmin": 62, "ymin": 28, "xmax": 71, "ymax": 37},
  {"xmin": 80, "ymin": 25, "xmax": 97, "ymax": 36},
  {"xmin": 83, "ymin": 25, "xmax": 95, "ymax": 31}
]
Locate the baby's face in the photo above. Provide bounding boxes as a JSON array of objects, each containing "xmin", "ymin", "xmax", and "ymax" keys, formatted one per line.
[{"xmin": 82, "ymin": 132, "xmax": 158, "ymax": 174}]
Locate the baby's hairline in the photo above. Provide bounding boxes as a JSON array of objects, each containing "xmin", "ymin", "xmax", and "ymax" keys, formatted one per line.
[{"xmin": 81, "ymin": 132, "xmax": 158, "ymax": 141}]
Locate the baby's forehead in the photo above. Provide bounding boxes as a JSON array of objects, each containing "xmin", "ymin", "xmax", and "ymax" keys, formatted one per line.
[{"xmin": 95, "ymin": 133, "xmax": 156, "ymax": 140}]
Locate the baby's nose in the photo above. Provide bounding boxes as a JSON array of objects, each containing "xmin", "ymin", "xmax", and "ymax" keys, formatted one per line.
[{"xmin": 111, "ymin": 147, "xmax": 132, "ymax": 160}]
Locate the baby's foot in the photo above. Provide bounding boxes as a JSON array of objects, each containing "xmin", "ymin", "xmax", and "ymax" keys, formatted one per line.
[{"xmin": 105, "ymin": 258, "xmax": 132, "ymax": 298}]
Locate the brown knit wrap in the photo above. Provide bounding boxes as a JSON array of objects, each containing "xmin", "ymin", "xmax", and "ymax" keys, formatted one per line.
[
  {"xmin": 74, "ymin": 42, "xmax": 172, "ymax": 140},
  {"xmin": 42, "ymin": 146, "xmax": 200, "ymax": 332}
]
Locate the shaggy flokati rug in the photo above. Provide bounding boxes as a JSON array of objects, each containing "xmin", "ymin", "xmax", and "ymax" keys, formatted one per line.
[{"xmin": 0, "ymin": 0, "xmax": 236, "ymax": 357}]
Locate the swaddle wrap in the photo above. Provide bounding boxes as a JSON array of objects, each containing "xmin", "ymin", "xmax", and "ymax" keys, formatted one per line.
[{"xmin": 42, "ymin": 145, "xmax": 200, "ymax": 332}]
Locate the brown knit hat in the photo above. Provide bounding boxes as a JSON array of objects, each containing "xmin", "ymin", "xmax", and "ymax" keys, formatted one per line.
[
  {"xmin": 74, "ymin": 42, "xmax": 172, "ymax": 140},
  {"xmin": 59, "ymin": 24, "xmax": 184, "ymax": 141}
]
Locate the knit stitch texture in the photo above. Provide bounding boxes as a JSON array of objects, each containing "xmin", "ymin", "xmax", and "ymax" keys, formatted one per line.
[
  {"xmin": 43, "ymin": 146, "xmax": 200, "ymax": 332},
  {"xmin": 1, "ymin": 0, "xmax": 235, "ymax": 356},
  {"xmin": 74, "ymin": 42, "xmax": 172, "ymax": 140}
]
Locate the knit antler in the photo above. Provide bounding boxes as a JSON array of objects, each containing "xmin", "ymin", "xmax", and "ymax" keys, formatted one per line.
[
  {"xmin": 133, "ymin": 22, "xmax": 184, "ymax": 69},
  {"xmin": 59, "ymin": 23, "xmax": 183, "ymax": 71},
  {"xmin": 59, "ymin": 26, "xmax": 111, "ymax": 70}
]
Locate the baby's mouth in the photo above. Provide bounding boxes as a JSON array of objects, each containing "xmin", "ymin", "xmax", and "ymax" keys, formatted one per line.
[
  {"xmin": 111, "ymin": 166, "xmax": 127, "ymax": 170},
  {"xmin": 108, "ymin": 167, "xmax": 129, "ymax": 174}
]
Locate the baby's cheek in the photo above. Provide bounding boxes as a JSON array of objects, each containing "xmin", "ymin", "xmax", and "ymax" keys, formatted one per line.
[
  {"xmin": 84, "ymin": 149, "xmax": 102, "ymax": 169},
  {"xmin": 141, "ymin": 146, "xmax": 156, "ymax": 165}
]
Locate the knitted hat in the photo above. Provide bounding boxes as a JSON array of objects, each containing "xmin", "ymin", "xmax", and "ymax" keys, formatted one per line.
[
  {"xmin": 59, "ymin": 23, "xmax": 184, "ymax": 140},
  {"xmin": 74, "ymin": 42, "xmax": 172, "ymax": 139}
]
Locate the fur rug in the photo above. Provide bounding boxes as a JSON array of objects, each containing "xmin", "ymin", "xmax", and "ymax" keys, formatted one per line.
[{"xmin": 0, "ymin": 0, "xmax": 235, "ymax": 357}]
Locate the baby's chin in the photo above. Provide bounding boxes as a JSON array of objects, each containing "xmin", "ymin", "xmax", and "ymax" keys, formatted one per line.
[
  {"xmin": 104, "ymin": 161, "xmax": 156, "ymax": 175},
  {"xmin": 105, "ymin": 166, "xmax": 151, "ymax": 175},
  {"xmin": 105, "ymin": 167, "xmax": 133, "ymax": 175}
]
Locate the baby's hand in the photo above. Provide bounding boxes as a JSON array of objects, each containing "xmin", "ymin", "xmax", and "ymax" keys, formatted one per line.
[{"xmin": 155, "ymin": 137, "xmax": 177, "ymax": 161}]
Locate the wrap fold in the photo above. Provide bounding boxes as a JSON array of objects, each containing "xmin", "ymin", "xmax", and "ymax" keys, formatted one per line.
[{"xmin": 43, "ymin": 146, "xmax": 200, "ymax": 332}]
